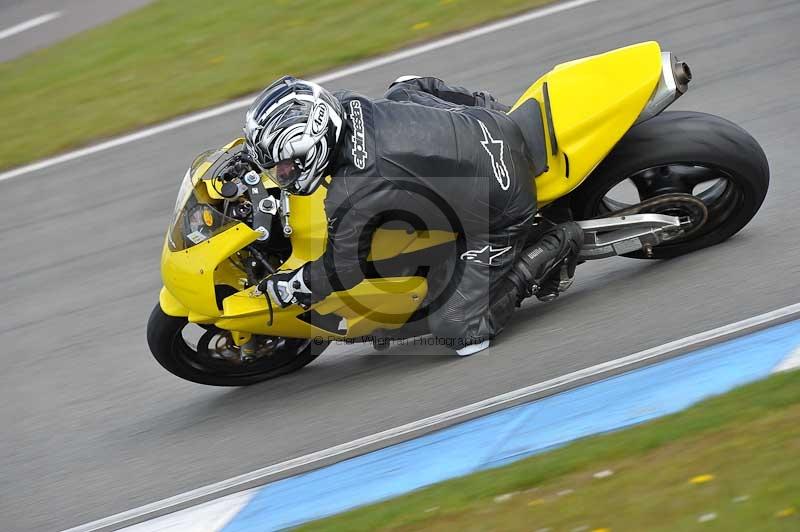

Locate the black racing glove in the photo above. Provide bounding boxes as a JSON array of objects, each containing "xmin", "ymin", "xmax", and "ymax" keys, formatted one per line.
[{"xmin": 257, "ymin": 267, "xmax": 316, "ymax": 310}]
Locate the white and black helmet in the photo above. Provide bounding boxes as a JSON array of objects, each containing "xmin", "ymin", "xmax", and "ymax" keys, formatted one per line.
[{"xmin": 244, "ymin": 76, "xmax": 343, "ymax": 196}]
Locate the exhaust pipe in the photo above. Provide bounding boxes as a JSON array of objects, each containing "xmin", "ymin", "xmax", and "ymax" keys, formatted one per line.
[
  {"xmin": 672, "ymin": 58, "xmax": 692, "ymax": 93},
  {"xmin": 634, "ymin": 52, "xmax": 692, "ymax": 124}
]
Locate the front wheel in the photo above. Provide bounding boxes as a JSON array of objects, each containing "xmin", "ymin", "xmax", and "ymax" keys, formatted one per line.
[
  {"xmin": 146, "ymin": 304, "xmax": 326, "ymax": 386},
  {"xmin": 569, "ymin": 111, "xmax": 769, "ymax": 259}
]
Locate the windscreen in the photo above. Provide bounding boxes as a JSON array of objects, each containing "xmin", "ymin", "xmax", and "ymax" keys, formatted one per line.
[
  {"xmin": 167, "ymin": 149, "xmax": 242, "ymax": 251},
  {"xmin": 167, "ymin": 186, "xmax": 240, "ymax": 251}
]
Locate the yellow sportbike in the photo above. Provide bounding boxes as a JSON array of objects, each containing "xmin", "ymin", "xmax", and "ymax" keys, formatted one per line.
[{"xmin": 148, "ymin": 42, "xmax": 769, "ymax": 386}]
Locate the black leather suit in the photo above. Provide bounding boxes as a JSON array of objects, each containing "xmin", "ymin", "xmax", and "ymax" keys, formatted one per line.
[{"xmin": 301, "ymin": 77, "xmax": 543, "ymax": 349}]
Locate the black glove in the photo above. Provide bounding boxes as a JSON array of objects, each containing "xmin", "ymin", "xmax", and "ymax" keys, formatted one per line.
[{"xmin": 257, "ymin": 267, "xmax": 316, "ymax": 309}]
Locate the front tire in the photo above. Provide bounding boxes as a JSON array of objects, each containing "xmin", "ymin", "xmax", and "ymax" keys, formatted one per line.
[
  {"xmin": 146, "ymin": 304, "xmax": 325, "ymax": 386},
  {"xmin": 569, "ymin": 111, "xmax": 769, "ymax": 258}
]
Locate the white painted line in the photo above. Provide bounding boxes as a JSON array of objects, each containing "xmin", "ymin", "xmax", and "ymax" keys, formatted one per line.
[
  {"xmin": 119, "ymin": 489, "xmax": 255, "ymax": 532},
  {"xmin": 773, "ymin": 345, "xmax": 800, "ymax": 373},
  {"xmin": 0, "ymin": 0, "xmax": 604, "ymax": 183},
  {"xmin": 63, "ymin": 302, "xmax": 800, "ymax": 532},
  {"xmin": 0, "ymin": 12, "xmax": 61, "ymax": 41}
]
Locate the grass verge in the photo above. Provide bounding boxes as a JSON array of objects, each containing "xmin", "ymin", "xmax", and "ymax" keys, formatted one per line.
[
  {"xmin": 0, "ymin": 0, "xmax": 555, "ymax": 172},
  {"xmin": 302, "ymin": 370, "xmax": 800, "ymax": 531}
]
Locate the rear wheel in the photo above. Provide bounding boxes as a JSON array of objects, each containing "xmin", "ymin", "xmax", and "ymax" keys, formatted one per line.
[
  {"xmin": 146, "ymin": 304, "xmax": 325, "ymax": 386},
  {"xmin": 569, "ymin": 111, "xmax": 769, "ymax": 258}
]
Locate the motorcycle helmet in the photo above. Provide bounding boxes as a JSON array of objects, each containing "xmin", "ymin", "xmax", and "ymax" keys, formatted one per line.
[{"xmin": 244, "ymin": 76, "xmax": 343, "ymax": 195}]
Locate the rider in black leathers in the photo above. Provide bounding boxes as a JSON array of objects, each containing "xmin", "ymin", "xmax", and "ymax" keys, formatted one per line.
[{"xmin": 245, "ymin": 76, "xmax": 582, "ymax": 355}]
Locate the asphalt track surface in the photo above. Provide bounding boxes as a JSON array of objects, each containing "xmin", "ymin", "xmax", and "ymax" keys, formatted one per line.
[
  {"xmin": 0, "ymin": 0, "xmax": 152, "ymax": 62},
  {"xmin": 2, "ymin": 0, "xmax": 799, "ymax": 530}
]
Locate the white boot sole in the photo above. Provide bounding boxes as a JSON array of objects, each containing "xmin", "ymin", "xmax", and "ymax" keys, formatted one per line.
[{"xmin": 456, "ymin": 340, "xmax": 490, "ymax": 357}]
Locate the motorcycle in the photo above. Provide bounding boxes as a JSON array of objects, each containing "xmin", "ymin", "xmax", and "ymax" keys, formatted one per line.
[{"xmin": 147, "ymin": 41, "xmax": 769, "ymax": 386}]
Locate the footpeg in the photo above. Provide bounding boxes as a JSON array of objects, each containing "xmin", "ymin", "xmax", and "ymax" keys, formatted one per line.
[
  {"xmin": 372, "ymin": 336, "xmax": 390, "ymax": 351},
  {"xmin": 558, "ymin": 276, "xmax": 574, "ymax": 292},
  {"xmin": 535, "ymin": 257, "xmax": 575, "ymax": 302},
  {"xmin": 537, "ymin": 291, "xmax": 559, "ymax": 303}
]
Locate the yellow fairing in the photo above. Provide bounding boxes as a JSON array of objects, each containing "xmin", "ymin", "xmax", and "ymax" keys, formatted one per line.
[
  {"xmin": 511, "ymin": 42, "xmax": 663, "ymax": 205},
  {"xmin": 159, "ymin": 286, "xmax": 189, "ymax": 317},
  {"xmin": 281, "ymin": 188, "xmax": 328, "ymax": 269},
  {"xmin": 216, "ymin": 277, "xmax": 427, "ymax": 338},
  {"xmin": 161, "ymin": 166, "xmax": 432, "ymax": 337},
  {"xmin": 161, "ymin": 223, "xmax": 260, "ymax": 320}
]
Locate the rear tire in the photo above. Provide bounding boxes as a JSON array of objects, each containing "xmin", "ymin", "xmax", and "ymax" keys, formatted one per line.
[
  {"xmin": 569, "ymin": 111, "xmax": 769, "ymax": 259},
  {"xmin": 146, "ymin": 304, "xmax": 324, "ymax": 386}
]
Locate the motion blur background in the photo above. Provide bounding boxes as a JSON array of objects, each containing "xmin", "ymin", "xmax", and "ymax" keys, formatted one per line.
[{"xmin": 1, "ymin": 0, "xmax": 799, "ymax": 530}]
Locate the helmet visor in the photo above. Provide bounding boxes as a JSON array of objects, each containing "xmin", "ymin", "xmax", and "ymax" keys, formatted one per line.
[{"xmin": 265, "ymin": 158, "xmax": 303, "ymax": 189}]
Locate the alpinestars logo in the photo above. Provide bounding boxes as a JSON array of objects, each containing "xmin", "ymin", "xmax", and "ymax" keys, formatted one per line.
[
  {"xmin": 478, "ymin": 121, "xmax": 510, "ymax": 191},
  {"xmin": 350, "ymin": 101, "xmax": 368, "ymax": 170},
  {"xmin": 460, "ymin": 245, "xmax": 513, "ymax": 266}
]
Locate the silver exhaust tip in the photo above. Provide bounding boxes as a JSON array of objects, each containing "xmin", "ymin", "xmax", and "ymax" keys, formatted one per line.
[{"xmin": 634, "ymin": 51, "xmax": 691, "ymax": 125}]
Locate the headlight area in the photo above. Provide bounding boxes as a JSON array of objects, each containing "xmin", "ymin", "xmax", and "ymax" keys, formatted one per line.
[
  {"xmin": 165, "ymin": 145, "xmax": 296, "ymax": 294},
  {"xmin": 167, "ymin": 182, "xmax": 239, "ymax": 251},
  {"xmin": 165, "ymin": 171, "xmax": 294, "ymax": 286}
]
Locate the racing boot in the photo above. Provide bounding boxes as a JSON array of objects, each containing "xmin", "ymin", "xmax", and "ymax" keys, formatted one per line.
[{"xmin": 507, "ymin": 222, "xmax": 584, "ymax": 304}]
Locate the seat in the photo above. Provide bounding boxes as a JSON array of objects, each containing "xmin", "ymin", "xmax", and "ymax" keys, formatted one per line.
[{"xmin": 508, "ymin": 99, "xmax": 548, "ymax": 177}]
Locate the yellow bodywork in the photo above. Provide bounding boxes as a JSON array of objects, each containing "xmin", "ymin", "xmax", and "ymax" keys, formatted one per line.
[
  {"xmin": 511, "ymin": 41, "xmax": 662, "ymax": 204},
  {"xmin": 159, "ymin": 42, "xmax": 664, "ymax": 339}
]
